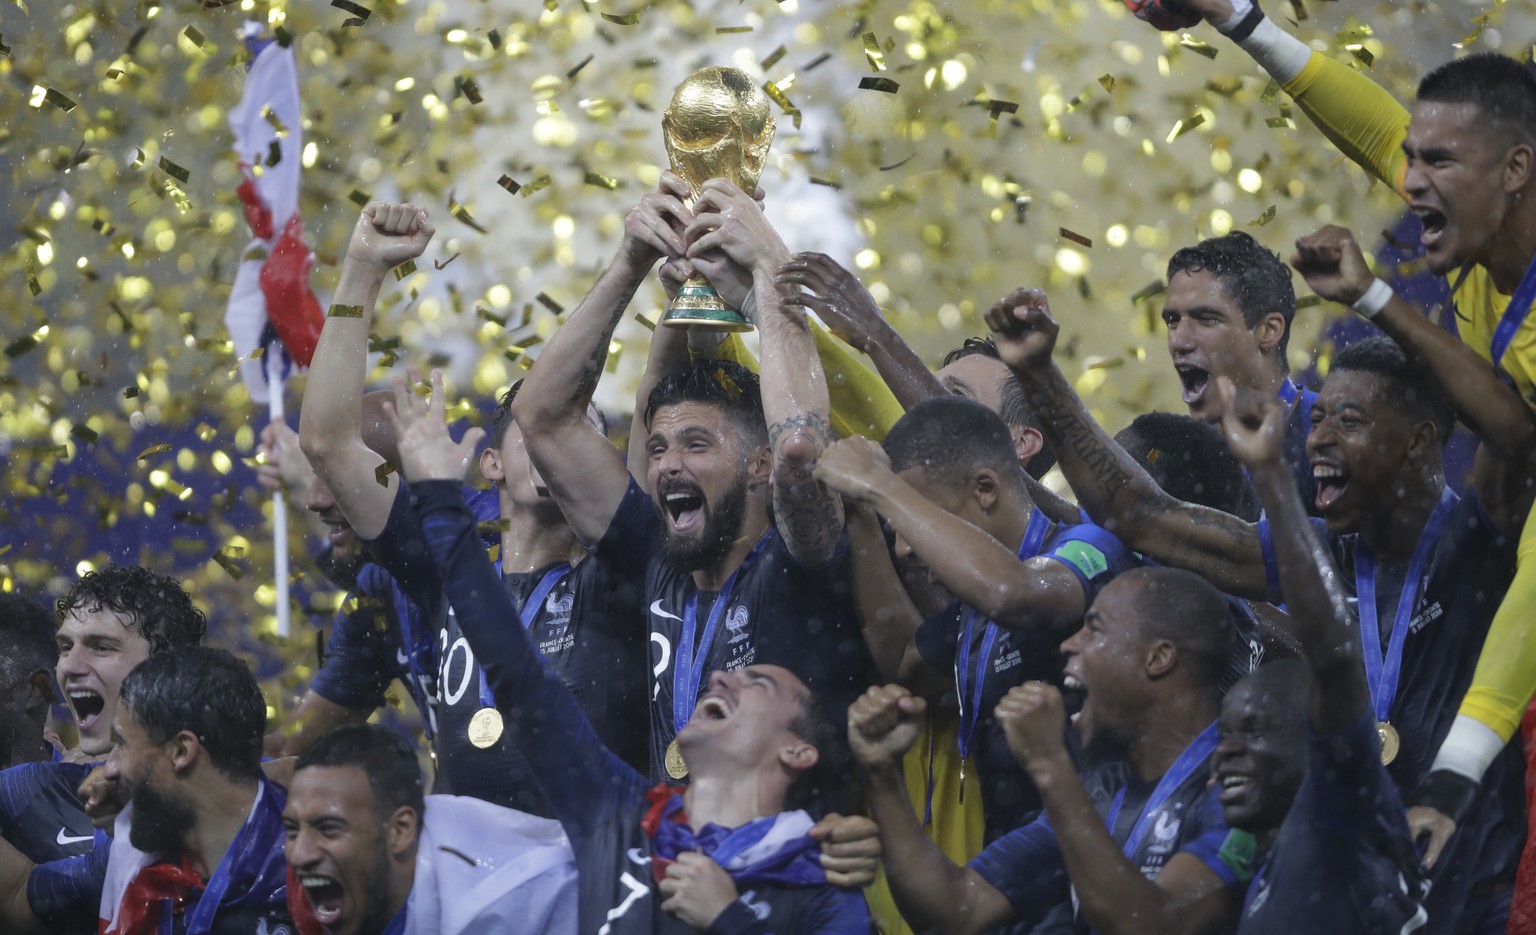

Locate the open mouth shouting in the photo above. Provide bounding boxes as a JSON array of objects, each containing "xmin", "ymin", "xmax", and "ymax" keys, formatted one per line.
[
  {"xmin": 1176, "ymin": 364, "xmax": 1211, "ymax": 408},
  {"xmin": 661, "ymin": 483, "xmax": 707, "ymax": 536},
  {"xmin": 1412, "ymin": 204, "xmax": 1448, "ymax": 253},
  {"xmin": 67, "ymin": 687, "xmax": 106, "ymax": 734},
  {"xmin": 1312, "ymin": 460, "xmax": 1349, "ymax": 514},
  {"xmin": 298, "ymin": 873, "xmax": 348, "ymax": 928},
  {"xmin": 1062, "ymin": 673, "xmax": 1089, "ymax": 732}
]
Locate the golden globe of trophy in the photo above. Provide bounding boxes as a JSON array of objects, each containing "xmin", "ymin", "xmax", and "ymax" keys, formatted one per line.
[{"xmin": 661, "ymin": 66, "xmax": 776, "ymax": 332}]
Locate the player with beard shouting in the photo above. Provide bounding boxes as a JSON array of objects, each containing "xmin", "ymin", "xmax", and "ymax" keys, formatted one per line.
[{"xmin": 510, "ymin": 175, "xmax": 877, "ymax": 792}]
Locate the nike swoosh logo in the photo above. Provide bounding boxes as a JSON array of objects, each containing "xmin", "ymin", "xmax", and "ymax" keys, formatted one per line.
[
  {"xmin": 56, "ymin": 829, "xmax": 93, "ymax": 846},
  {"xmin": 649, "ymin": 600, "xmax": 683, "ymax": 622}
]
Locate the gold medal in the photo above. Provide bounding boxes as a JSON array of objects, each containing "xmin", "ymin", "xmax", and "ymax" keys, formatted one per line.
[
  {"xmin": 468, "ymin": 707, "xmax": 504, "ymax": 749},
  {"xmin": 665, "ymin": 738, "xmax": 689, "ymax": 779},
  {"xmin": 1377, "ymin": 721, "xmax": 1400, "ymax": 765}
]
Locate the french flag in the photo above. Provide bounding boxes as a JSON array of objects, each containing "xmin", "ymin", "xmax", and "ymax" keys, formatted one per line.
[{"xmin": 225, "ymin": 22, "xmax": 324, "ymax": 403}]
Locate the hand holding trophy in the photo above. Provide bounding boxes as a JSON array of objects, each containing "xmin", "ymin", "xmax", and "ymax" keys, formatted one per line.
[{"xmin": 660, "ymin": 66, "xmax": 776, "ymax": 332}]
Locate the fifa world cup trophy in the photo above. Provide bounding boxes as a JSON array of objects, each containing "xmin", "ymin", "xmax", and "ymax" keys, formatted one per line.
[{"xmin": 660, "ymin": 66, "xmax": 776, "ymax": 331}]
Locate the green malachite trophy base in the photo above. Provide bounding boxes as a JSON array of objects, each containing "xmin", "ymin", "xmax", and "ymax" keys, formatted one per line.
[{"xmin": 661, "ymin": 280, "xmax": 753, "ymax": 332}]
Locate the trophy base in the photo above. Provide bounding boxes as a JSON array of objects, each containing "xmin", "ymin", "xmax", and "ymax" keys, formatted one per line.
[{"xmin": 661, "ymin": 280, "xmax": 753, "ymax": 332}]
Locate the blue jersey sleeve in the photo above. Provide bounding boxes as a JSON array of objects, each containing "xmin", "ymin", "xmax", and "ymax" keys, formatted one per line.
[
  {"xmin": 1173, "ymin": 785, "xmax": 1249, "ymax": 887},
  {"xmin": 913, "ymin": 603, "xmax": 963, "ymax": 672},
  {"xmin": 413, "ymin": 480, "xmax": 648, "ymax": 845},
  {"xmin": 26, "ymin": 836, "xmax": 110, "ymax": 933},
  {"xmin": 1304, "ymin": 713, "xmax": 1411, "ymax": 843},
  {"xmin": 1037, "ymin": 522, "xmax": 1141, "ymax": 606},
  {"xmin": 593, "ymin": 477, "xmax": 663, "ymax": 583},
  {"xmin": 309, "ymin": 565, "xmax": 402, "ymax": 712},
  {"xmin": 967, "ymin": 811, "xmax": 1069, "ymax": 922}
]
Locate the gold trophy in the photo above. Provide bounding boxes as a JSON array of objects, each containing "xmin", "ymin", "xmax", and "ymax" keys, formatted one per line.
[{"xmin": 661, "ymin": 66, "xmax": 776, "ymax": 332}]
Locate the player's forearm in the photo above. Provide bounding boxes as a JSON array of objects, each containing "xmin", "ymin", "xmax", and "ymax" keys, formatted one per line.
[
  {"xmin": 300, "ymin": 259, "xmax": 386, "ymax": 465},
  {"xmin": 511, "ymin": 254, "xmax": 651, "ymax": 434},
  {"xmin": 845, "ymin": 505, "xmax": 923, "ymax": 681},
  {"xmin": 860, "ymin": 762, "xmax": 987, "ymax": 934},
  {"xmin": 1374, "ymin": 294, "xmax": 1536, "ymax": 459},
  {"xmin": 759, "ymin": 271, "xmax": 844, "ymax": 564},
  {"xmin": 860, "ymin": 322, "xmax": 946, "ymax": 412},
  {"xmin": 628, "ymin": 323, "xmax": 690, "ymax": 476},
  {"xmin": 1032, "ymin": 757, "xmax": 1180, "ymax": 935},
  {"xmin": 0, "ymin": 841, "xmax": 43, "ymax": 935}
]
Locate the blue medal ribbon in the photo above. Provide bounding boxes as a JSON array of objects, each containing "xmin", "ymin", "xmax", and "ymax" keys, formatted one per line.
[
  {"xmin": 1486, "ymin": 252, "xmax": 1536, "ymax": 380},
  {"xmin": 672, "ymin": 535, "xmax": 773, "ymax": 734},
  {"xmin": 1104, "ymin": 722, "xmax": 1221, "ymax": 859},
  {"xmin": 475, "ymin": 562, "xmax": 571, "ymax": 710},
  {"xmin": 954, "ymin": 509, "xmax": 1054, "ymax": 768},
  {"xmin": 1355, "ymin": 487, "xmax": 1458, "ymax": 724}
]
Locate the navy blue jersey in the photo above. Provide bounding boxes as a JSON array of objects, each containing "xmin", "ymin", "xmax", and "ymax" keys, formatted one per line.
[
  {"xmin": 313, "ymin": 484, "xmax": 648, "ymax": 815},
  {"xmin": 968, "ymin": 748, "xmax": 1247, "ymax": 931},
  {"xmin": 914, "ymin": 520, "xmax": 1139, "ymax": 841},
  {"xmin": 25, "ymin": 833, "xmax": 110, "ymax": 935},
  {"xmin": 1257, "ymin": 491, "xmax": 1525, "ymax": 933},
  {"xmin": 1279, "ymin": 379, "xmax": 1320, "ymax": 516},
  {"xmin": 1240, "ymin": 713, "xmax": 1425, "ymax": 934},
  {"xmin": 416, "ymin": 480, "xmax": 870, "ymax": 934},
  {"xmin": 596, "ymin": 479, "xmax": 877, "ymax": 788},
  {"xmin": 0, "ymin": 760, "xmax": 98, "ymax": 864}
]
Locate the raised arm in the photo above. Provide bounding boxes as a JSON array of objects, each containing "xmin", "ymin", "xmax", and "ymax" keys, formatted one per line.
[
  {"xmin": 779, "ymin": 253, "xmax": 947, "ymax": 411},
  {"xmin": 299, "ymin": 203, "xmax": 434, "ymax": 538},
  {"xmin": 996, "ymin": 685, "xmax": 1238, "ymax": 935},
  {"xmin": 627, "ymin": 259, "xmax": 695, "ymax": 482},
  {"xmin": 849, "ymin": 686, "xmax": 1016, "ymax": 935},
  {"xmin": 513, "ymin": 175, "xmax": 693, "ymax": 545},
  {"xmin": 688, "ymin": 180, "xmax": 844, "ymax": 566},
  {"xmin": 984, "ymin": 289, "xmax": 1269, "ymax": 599},
  {"xmin": 816, "ymin": 436, "xmax": 1090, "ymax": 634},
  {"xmin": 1218, "ymin": 379, "xmax": 1369, "ymax": 732}
]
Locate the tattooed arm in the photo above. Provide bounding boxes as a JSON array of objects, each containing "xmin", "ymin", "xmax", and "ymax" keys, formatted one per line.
[
  {"xmin": 688, "ymin": 179, "xmax": 845, "ymax": 565},
  {"xmin": 512, "ymin": 175, "xmax": 693, "ymax": 546},
  {"xmin": 983, "ymin": 289, "xmax": 1270, "ymax": 599}
]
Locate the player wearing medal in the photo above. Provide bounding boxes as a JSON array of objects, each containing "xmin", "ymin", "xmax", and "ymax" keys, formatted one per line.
[
  {"xmin": 1213, "ymin": 375, "xmax": 1427, "ymax": 932},
  {"xmin": 510, "ymin": 174, "xmax": 876, "ymax": 790},
  {"xmin": 992, "ymin": 287, "xmax": 1530, "ymax": 933},
  {"xmin": 292, "ymin": 200, "xmax": 649, "ymax": 814},
  {"xmin": 813, "ymin": 397, "xmax": 1141, "ymax": 843},
  {"xmin": 386, "ymin": 369, "xmax": 876, "ymax": 934},
  {"xmin": 851, "ymin": 565, "xmax": 1248, "ymax": 933},
  {"xmin": 1122, "ymin": 0, "xmax": 1536, "ymax": 888}
]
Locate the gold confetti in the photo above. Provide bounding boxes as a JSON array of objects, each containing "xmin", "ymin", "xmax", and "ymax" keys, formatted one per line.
[
  {"xmin": 761, "ymin": 46, "xmax": 787, "ymax": 70},
  {"xmin": 331, "ymin": 0, "xmax": 372, "ymax": 27},
  {"xmin": 158, "ymin": 156, "xmax": 191, "ymax": 183},
  {"xmin": 433, "ymin": 253, "xmax": 461, "ymax": 270},
  {"xmin": 601, "ymin": 12, "xmax": 641, "ymax": 25},
  {"xmin": 536, "ymin": 292, "xmax": 564, "ymax": 314},
  {"xmin": 449, "ymin": 197, "xmax": 489, "ymax": 233},
  {"xmin": 136, "ymin": 443, "xmax": 174, "ymax": 463},
  {"xmin": 762, "ymin": 81, "xmax": 802, "ymax": 129},
  {"xmin": 392, "ymin": 261, "xmax": 417, "ymax": 281},
  {"xmin": 520, "ymin": 175, "xmax": 552, "ymax": 197},
  {"xmin": 1177, "ymin": 35, "xmax": 1218, "ymax": 59},
  {"xmin": 1059, "ymin": 228, "xmax": 1093, "ymax": 248},
  {"xmin": 566, "ymin": 54, "xmax": 594, "ymax": 79},
  {"xmin": 497, "ymin": 174, "xmax": 521, "ymax": 195},
  {"xmin": 584, "ymin": 171, "xmax": 620, "ymax": 190},
  {"xmin": 375, "ymin": 462, "xmax": 397, "ymax": 487},
  {"xmin": 713, "ymin": 367, "xmax": 743, "ymax": 401},
  {"xmin": 859, "ymin": 77, "xmax": 900, "ymax": 94},
  {"xmin": 1166, "ymin": 113, "xmax": 1205, "ymax": 143},
  {"xmin": 1131, "ymin": 281, "xmax": 1167, "ymax": 305},
  {"xmin": 716, "ymin": 26, "xmax": 753, "ymax": 34},
  {"xmin": 1248, "ymin": 206, "xmax": 1277, "ymax": 227},
  {"xmin": 30, "ymin": 86, "xmax": 77, "ymax": 112},
  {"xmin": 182, "ymin": 25, "xmax": 207, "ymax": 48},
  {"xmin": 1097, "ymin": 74, "xmax": 1116, "ymax": 92},
  {"xmin": 863, "ymin": 33, "xmax": 888, "ymax": 72},
  {"xmin": 456, "ymin": 76, "xmax": 483, "ymax": 105}
]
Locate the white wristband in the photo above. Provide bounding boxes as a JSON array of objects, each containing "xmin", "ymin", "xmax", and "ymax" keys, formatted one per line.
[
  {"xmin": 1351, "ymin": 278, "xmax": 1394, "ymax": 320},
  {"xmin": 1235, "ymin": 15, "xmax": 1312, "ymax": 85},
  {"xmin": 1431, "ymin": 714, "xmax": 1506, "ymax": 784}
]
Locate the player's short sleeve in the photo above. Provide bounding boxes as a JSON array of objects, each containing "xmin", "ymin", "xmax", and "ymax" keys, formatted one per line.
[
  {"xmin": 1037, "ymin": 522, "xmax": 1140, "ymax": 606},
  {"xmin": 914, "ymin": 603, "xmax": 965, "ymax": 672},
  {"xmin": 1304, "ymin": 712, "xmax": 1408, "ymax": 838},
  {"xmin": 26, "ymin": 837, "xmax": 109, "ymax": 933},
  {"xmin": 967, "ymin": 811, "xmax": 1069, "ymax": 920},
  {"xmin": 593, "ymin": 477, "xmax": 663, "ymax": 582},
  {"xmin": 361, "ymin": 483, "xmax": 443, "ymax": 613},
  {"xmin": 309, "ymin": 566, "xmax": 401, "ymax": 712},
  {"xmin": 1173, "ymin": 786, "xmax": 1253, "ymax": 887}
]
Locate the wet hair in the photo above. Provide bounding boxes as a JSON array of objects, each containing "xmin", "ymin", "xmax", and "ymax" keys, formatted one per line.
[
  {"xmin": 884, "ymin": 396, "xmax": 1027, "ymax": 494},
  {"xmin": 490, "ymin": 379, "xmax": 608, "ymax": 449},
  {"xmin": 119, "ymin": 647, "xmax": 265, "ymax": 783},
  {"xmin": 1166, "ymin": 231, "xmax": 1297, "ymax": 364},
  {"xmin": 297, "ymin": 723, "xmax": 425, "ymax": 820},
  {"xmin": 780, "ymin": 686, "xmax": 844, "ymax": 813},
  {"xmin": 56, "ymin": 565, "xmax": 206, "ymax": 656},
  {"xmin": 1329, "ymin": 337, "xmax": 1455, "ymax": 446},
  {"xmin": 1116, "ymin": 412, "xmax": 1259, "ymax": 521},
  {"xmin": 643, "ymin": 359, "xmax": 767, "ymax": 450},
  {"xmin": 1123, "ymin": 566, "xmax": 1235, "ymax": 698},
  {"xmin": 1417, "ymin": 53, "xmax": 1536, "ymax": 149},
  {"xmin": 942, "ymin": 337, "xmax": 1057, "ymax": 479},
  {"xmin": 0, "ymin": 594, "xmax": 58, "ymax": 687}
]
